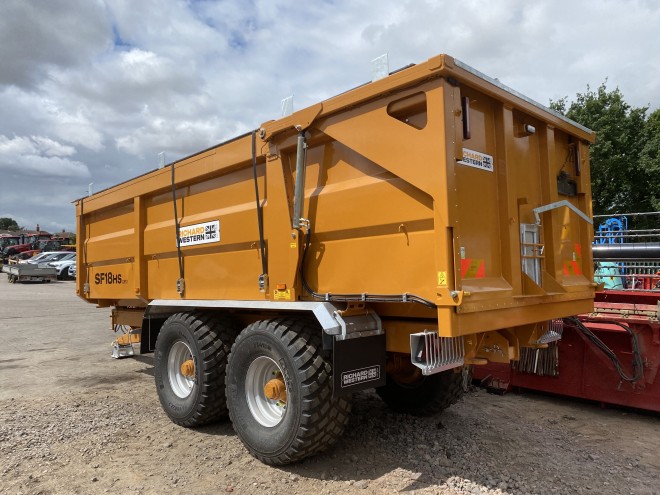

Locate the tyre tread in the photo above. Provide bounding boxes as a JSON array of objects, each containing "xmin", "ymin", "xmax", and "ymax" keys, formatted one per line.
[
  {"xmin": 155, "ymin": 312, "xmax": 239, "ymax": 427},
  {"xmin": 376, "ymin": 368, "xmax": 468, "ymax": 416},
  {"xmin": 228, "ymin": 318, "xmax": 351, "ymax": 465}
]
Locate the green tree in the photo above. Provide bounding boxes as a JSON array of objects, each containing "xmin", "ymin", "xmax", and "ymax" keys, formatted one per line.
[
  {"xmin": 639, "ymin": 108, "xmax": 660, "ymax": 211},
  {"xmin": 550, "ymin": 84, "xmax": 652, "ymax": 216},
  {"xmin": 0, "ymin": 217, "xmax": 19, "ymax": 231}
]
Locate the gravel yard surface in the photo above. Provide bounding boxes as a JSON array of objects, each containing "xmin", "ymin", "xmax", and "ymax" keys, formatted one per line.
[{"xmin": 0, "ymin": 277, "xmax": 658, "ymax": 495}]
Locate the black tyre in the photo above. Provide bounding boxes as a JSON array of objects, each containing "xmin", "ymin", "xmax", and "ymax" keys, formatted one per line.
[
  {"xmin": 154, "ymin": 312, "xmax": 239, "ymax": 427},
  {"xmin": 376, "ymin": 367, "xmax": 470, "ymax": 416},
  {"xmin": 226, "ymin": 318, "xmax": 351, "ymax": 465}
]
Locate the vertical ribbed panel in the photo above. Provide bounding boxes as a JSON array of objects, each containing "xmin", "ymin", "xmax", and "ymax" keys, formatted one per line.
[{"xmin": 410, "ymin": 331, "xmax": 464, "ymax": 375}]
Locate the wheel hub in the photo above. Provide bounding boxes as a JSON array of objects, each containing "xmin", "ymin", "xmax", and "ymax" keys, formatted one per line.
[
  {"xmin": 167, "ymin": 341, "xmax": 195, "ymax": 399},
  {"xmin": 180, "ymin": 359, "xmax": 195, "ymax": 378},
  {"xmin": 245, "ymin": 356, "xmax": 287, "ymax": 427},
  {"xmin": 263, "ymin": 377, "xmax": 287, "ymax": 402}
]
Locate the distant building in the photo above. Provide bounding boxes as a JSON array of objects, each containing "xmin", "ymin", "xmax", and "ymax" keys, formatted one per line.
[
  {"xmin": 0, "ymin": 225, "xmax": 73, "ymax": 240},
  {"xmin": 53, "ymin": 230, "xmax": 75, "ymax": 241}
]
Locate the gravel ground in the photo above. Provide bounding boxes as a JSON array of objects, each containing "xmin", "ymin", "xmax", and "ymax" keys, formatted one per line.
[{"xmin": 0, "ymin": 276, "xmax": 659, "ymax": 495}]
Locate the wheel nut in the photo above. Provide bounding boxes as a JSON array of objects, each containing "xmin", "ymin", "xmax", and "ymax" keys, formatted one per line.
[
  {"xmin": 263, "ymin": 378, "xmax": 287, "ymax": 402},
  {"xmin": 180, "ymin": 359, "xmax": 195, "ymax": 378}
]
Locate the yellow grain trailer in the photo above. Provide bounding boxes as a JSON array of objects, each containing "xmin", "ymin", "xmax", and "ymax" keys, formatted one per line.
[{"xmin": 76, "ymin": 54, "xmax": 595, "ymax": 464}]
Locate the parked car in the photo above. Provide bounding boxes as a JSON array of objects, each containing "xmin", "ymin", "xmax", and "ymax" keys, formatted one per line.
[
  {"xmin": 48, "ymin": 256, "xmax": 76, "ymax": 280},
  {"xmin": 27, "ymin": 252, "xmax": 75, "ymax": 265},
  {"xmin": 18, "ymin": 252, "xmax": 57, "ymax": 264},
  {"xmin": 12, "ymin": 251, "xmax": 40, "ymax": 262}
]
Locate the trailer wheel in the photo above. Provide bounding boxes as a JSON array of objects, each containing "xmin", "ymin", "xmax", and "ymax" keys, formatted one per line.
[
  {"xmin": 226, "ymin": 318, "xmax": 351, "ymax": 465},
  {"xmin": 154, "ymin": 312, "xmax": 239, "ymax": 427},
  {"xmin": 376, "ymin": 367, "xmax": 470, "ymax": 416}
]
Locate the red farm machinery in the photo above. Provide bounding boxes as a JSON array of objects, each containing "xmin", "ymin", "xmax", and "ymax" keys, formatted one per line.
[{"xmin": 473, "ymin": 212, "xmax": 660, "ymax": 412}]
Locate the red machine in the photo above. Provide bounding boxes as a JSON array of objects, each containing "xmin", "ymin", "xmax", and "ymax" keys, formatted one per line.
[
  {"xmin": 0, "ymin": 234, "xmax": 20, "ymax": 250},
  {"xmin": 1, "ymin": 234, "xmax": 60, "ymax": 263},
  {"xmin": 474, "ymin": 213, "xmax": 660, "ymax": 412}
]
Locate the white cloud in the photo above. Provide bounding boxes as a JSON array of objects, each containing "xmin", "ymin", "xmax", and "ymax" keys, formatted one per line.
[
  {"xmin": 0, "ymin": 135, "xmax": 90, "ymax": 178},
  {"xmin": 13, "ymin": 155, "xmax": 90, "ymax": 178},
  {"xmin": 0, "ymin": 0, "xmax": 111, "ymax": 88},
  {"xmin": 30, "ymin": 137, "xmax": 76, "ymax": 157},
  {"xmin": 0, "ymin": 135, "xmax": 34, "ymax": 155},
  {"xmin": 115, "ymin": 115, "xmax": 241, "ymax": 159},
  {"xmin": 0, "ymin": 135, "xmax": 74, "ymax": 159}
]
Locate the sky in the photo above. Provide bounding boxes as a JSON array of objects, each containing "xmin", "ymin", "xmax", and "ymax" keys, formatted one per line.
[{"xmin": 1, "ymin": 0, "xmax": 659, "ymax": 233}]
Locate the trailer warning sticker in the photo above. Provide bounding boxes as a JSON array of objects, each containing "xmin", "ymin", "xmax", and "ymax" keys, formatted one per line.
[
  {"xmin": 341, "ymin": 365, "xmax": 381, "ymax": 388},
  {"xmin": 460, "ymin": 258, "xmax": 486, "ymax": 279},
  {"xmin": 178, "ymin": 220, "xmax": 220, "ymax": 247},
  {"xmin": 458, "ymin": 148, "xmax": 494, "ymax": 172},
  {"xmin": 273, "ymin": 288, "xmax": 291, "ymax": 300}
]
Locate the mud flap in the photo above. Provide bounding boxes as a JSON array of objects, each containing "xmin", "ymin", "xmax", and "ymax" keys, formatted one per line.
[{"xmin": 332, "ymin": 334, "xmax": 386, "ymax": 398}]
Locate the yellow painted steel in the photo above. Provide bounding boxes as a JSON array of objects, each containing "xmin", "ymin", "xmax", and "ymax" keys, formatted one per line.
[
  {"xmin": 75, "ymin": 54, "xmax": 595, "ymax": 361},
  {"xmin": 115, "ymin": 333, "xmax": 140, "ymax": 346}
]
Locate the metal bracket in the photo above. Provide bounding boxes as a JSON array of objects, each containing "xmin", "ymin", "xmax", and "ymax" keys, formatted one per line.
[
  {"xmin": 111, "ymin": 326, "xmax": 140, "ymax": 359},
  {"xmin": 436, "ymin": 287, "xmax": 464, "ymax": 306},
  {"xmin": 258, "ymin": 273, "xmax": 269, "ymax": 292},
  {"xmin": 332, "ymin": 305, "xmax": 382, "ymax": 341},
  {"xmin": 297, "ymin": 218, "xmax": 310, "ymax": 233}
]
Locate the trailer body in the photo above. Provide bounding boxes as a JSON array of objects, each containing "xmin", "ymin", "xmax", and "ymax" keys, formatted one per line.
[
  {"xmin": 2, "ymin": 263, "xmax": 57, "ymax": 283},
  {"xmin": 75, "ymin": 54, "xmax": 595, "ymax": 463}
]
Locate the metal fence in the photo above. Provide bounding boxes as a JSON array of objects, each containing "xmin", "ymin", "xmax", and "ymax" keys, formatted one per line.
[{"xmin": 593, "ymin": 212, "xmax": 660, "ymax": 291}]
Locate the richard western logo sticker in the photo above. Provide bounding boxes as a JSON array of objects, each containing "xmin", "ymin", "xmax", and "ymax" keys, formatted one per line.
[
  {"xmin": 458, "ymin": 148, "xmax": 494, "ymax": 172},
  {"xmin": 178, "ymin": 220, "xmax": 220, "ymax": 247},
  {"xmin": 341, "ymin": 365, "xmax": 381, "ymax": 388}
]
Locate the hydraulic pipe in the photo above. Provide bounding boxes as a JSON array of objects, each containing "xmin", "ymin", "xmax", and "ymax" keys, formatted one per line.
[
  {"xmin": 293, "ymin": 132, "xmax": 306, "ymax": 229},
  {"xmin": 592, "ymin": 242, "xmax": 660, "ymax": 260}
]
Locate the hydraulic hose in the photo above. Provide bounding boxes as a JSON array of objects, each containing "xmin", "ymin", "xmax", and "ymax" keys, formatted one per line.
[{"xmin": 563, "ymin": 316, "xmax": 643, "ymax": 383}]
